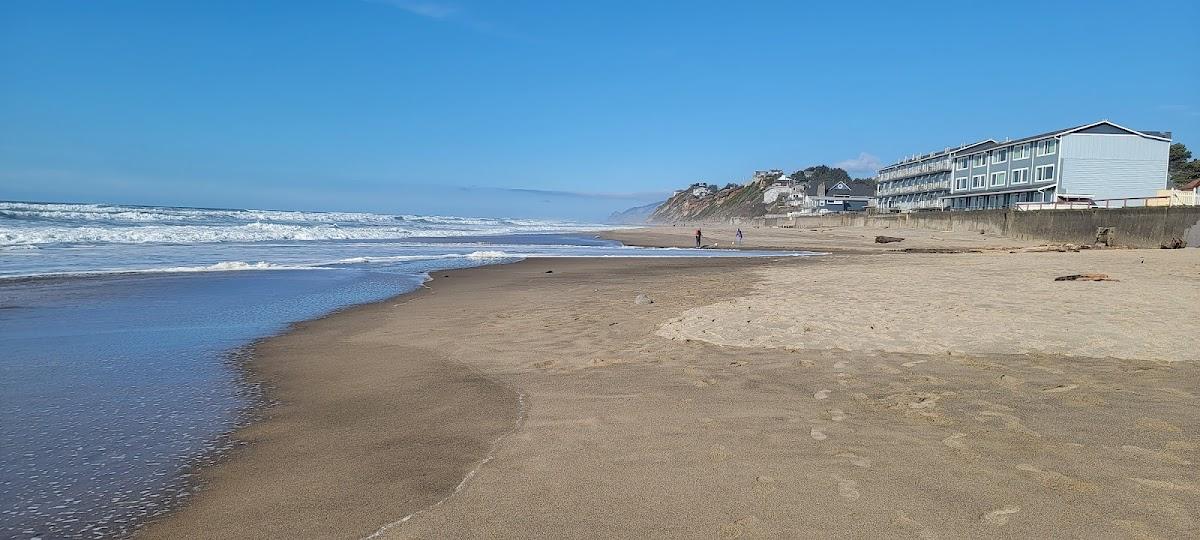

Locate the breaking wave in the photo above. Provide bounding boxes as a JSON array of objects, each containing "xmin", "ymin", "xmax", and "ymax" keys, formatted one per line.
[
  {"xmin": 0, "ymin": 261, "xmax": 328, "ymax": 281},
  {"xmin": 0, "ymin": 202, "xmax": 606, "ymax": 247}
]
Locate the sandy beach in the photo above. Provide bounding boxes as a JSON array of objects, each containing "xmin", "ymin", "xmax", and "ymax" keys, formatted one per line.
[
  {"xmin": 600, "ymin": 224, "xmax": 1044, "ymax": 253},
  {"xmin": 141, "ymin": 230, "xmax": 1199, "ymax": 538}
]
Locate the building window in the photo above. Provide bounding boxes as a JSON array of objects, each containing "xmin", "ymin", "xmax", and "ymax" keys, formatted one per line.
[
  {"xmin": 955, "ymin": 177, "xmax": 968, "ymax": 190},
  {"xmin": 1012, "ymin": 144, "xmax": 1030, "ymax": 160},
  {"xmin": 993, "ymin": 148, "xmax": 1007, "ymax": 163},
  {"xmin": 971, "ymin": 153, "xmax": 987, "ymax": 168},
  {"xmin": 971, "ymin": 174, "xmax": 985, "ymax": 189},
  {"xmin": 1010, "ymin": 168, "xmax": 1029, "ymax": 184},
  {"xmin": 1037, "ymin": 139, "xmax": 1058, "ymax": 156},
  {"xmin": 956, "ymin": 157, "xmax": 968, "ymax": 170},
  {"xmin": 1035, "ymin": 164, "xmax": 1055, "ymax": 182},
  {"xmin": 990, "ymin": 171, "xmax": 1007, "ymax": 187}
]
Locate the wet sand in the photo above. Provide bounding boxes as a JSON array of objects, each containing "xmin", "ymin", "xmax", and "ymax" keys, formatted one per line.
[{"xmin": 142, "ymin": 244, "xmax": 1199, "ymax": 538}]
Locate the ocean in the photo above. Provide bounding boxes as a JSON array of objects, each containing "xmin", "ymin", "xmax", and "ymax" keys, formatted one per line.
[{"xmin": 0, "ymin": 201, "xmax": 810, "ymax": 538}]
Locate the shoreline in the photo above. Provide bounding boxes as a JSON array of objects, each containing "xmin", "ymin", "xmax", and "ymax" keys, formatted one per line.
[
  {"xmin": 136, "ymin": 255, "xmax": 781, "ymax": 538},
  {"xmin": 137, "ymin": 241, "xmax": 1198, "ymax": 537},
  {"xmin": 599, "ymin": 224, "xmax": 1045, "ymax": 253}
]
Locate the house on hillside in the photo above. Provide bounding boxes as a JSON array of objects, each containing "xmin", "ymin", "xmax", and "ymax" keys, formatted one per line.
[{"xmin": 782, "ymin": 180, "xmax": 876, "ymax": 215}]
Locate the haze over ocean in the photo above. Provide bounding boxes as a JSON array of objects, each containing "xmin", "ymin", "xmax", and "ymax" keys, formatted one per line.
[{"xmin": 3, "ymin": 1, "xmax": 1197, "ymax": 220}]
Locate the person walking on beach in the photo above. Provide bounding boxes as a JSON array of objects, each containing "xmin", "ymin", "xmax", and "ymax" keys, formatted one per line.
[
  {"xmin": 694, "ymin": 228, "xmax": 702, "ymax": 248},
  {"xmin": 735, "ymin": 228, "xmax": 744, "ymax": 246}
]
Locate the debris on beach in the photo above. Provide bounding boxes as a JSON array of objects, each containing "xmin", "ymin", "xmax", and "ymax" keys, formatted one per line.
[
  {"xmin": 634, "ymin": 294, "xmax": 654, "ymax": 305},
  {"xmin": 1017, "ymin": 243, "xmax": 1098, "ymax": 253},
  {"xmin": 899, "ymin": 247, "xmax": 977, "ymax": 254},
  {"xmin": 874, "ymin": 236, "xmax": 905, "ymax": 244},
  {"xmin": 1160, "ymin": 237, "xmax": 1187, "ymax": 249},
  {"xmin": 1054, "ymin": 274, "xmax": 1119, "ymax": 282}
]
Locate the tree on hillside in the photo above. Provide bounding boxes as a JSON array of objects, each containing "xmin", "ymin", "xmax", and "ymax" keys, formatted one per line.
[{"xmin": 1169, "ymin": 143, "xmax": 1200, "ymax": 187}]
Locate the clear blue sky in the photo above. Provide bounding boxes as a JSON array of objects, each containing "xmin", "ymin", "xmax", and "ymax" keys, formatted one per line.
[{"xmin": 2, "ymin": 0, "xmax": 1197, "ymax": 220}]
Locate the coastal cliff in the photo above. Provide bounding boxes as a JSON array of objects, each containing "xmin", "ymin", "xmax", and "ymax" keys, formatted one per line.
[
  {"xmin": 648, "ymin": 181, "xmax": 768, "ymax": 223},
  {"xmin": 647, "ymin": 166, "xmax": 865, "ymax": 223}
]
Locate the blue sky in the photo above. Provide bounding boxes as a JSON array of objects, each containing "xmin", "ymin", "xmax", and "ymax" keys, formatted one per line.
[{"xmin": 2, "ymin": 0, "xmax": 1197, "ymax": 220}]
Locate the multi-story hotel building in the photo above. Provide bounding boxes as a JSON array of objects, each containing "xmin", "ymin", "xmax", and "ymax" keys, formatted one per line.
[{"xmin": 876, "ymin": 120, "xmax": 1171, "ymax": 211}]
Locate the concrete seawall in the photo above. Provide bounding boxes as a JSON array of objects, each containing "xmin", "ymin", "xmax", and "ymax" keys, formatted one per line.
[{"xmin": 760, "ymin": 207, "xmax": 1200, "ymax": 248}]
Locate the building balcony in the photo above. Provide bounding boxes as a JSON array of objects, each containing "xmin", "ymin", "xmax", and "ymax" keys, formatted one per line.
[
  {"xmin": 877, "ymin": 180, "xmax": 951, "ymax": 196},
  {"xmin": 877, "ymin": 160, "xmax": 953, "ymax": 182}
]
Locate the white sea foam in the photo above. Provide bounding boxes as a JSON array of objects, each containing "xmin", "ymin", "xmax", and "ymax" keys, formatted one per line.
[
  {"xmin": 465, "ymin": 250, "xmax": 513, "ymax": 260},
  {"xmin": 328, "ymin": 254, "xmax": 469, "ymax": 265},
  {"xmin": 0, "ymin": 201, "xmax": 609, "ymax": 247},
  {"xmin": 0, "ymin": 261, "xmax": 326, "ymax": 281}
]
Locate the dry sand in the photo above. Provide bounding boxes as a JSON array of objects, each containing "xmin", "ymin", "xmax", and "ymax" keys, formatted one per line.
[
  {"xmin": 142, "ymin": 241, "xmax": 1199, "ymax": 538},
  {"xmin": 601, "ymin": 224, "xmax": 1043, "ymax": 253}
]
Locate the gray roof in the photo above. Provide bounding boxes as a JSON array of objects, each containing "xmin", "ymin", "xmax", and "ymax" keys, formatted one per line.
[
  {"xmin": 986, "ymin": 120, "xmax": 1171, "ymax": 149},
  {"xmin": 881, "ymin": 121, "xmax": 1171, "ymax": 172},
  {"xmin": 804, "ymin": 180, "xmax": 875, "ymax": 197},
  {"xmin": 880, "ymin": 139, "xmax": 994, "ymax": 170}
]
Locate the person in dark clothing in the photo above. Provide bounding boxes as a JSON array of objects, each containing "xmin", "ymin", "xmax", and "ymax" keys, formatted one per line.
[
  {"xmin": 694, "ymin": 228, "xmax": 702, "ymax": 248},
  {"xmin": 735, "ymin": 228, "xmax": 744, "ymax": 246}
]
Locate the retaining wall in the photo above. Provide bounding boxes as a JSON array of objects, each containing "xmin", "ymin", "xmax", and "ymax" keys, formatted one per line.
[{"xmin": 771, "ymin": 207, "xmax": 1200, "ymax": 248}]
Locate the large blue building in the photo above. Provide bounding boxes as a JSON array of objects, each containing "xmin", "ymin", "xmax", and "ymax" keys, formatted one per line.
[{"xmin": 876, "ymin": 121, "xmax": 1171, "ymax": 211}]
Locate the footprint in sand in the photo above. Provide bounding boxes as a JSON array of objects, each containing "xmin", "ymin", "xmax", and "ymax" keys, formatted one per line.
[
  {"xmin": 1135, "ymin": 417, "xmax": 1182, "ymax": 432},
  {"xmin": 836, "ymin": 452, "xmax": 871, "ymax": 468},
  {"xmin": 942, "ymin": 433, "xmax": 967, "ymax": 449},
  {"xmin": 876, "ymin": 363, "xmax": 903, "ymax": 375},
  {"xmin": 1157, "ymin": 387, "xmax": 1195, "ymax": 399},
  {"xmin": 1016, "ymin": 464, "xmax": 1097, "ymax": 493},
  {"xmin": 814, "ymin": 389, "xmax": 831, "ymax": 400},
  {"xmin": 1129, "ymin": 478, "xmax": 1200, "ymax": 495},
  {"xmin": 978, "ymin": 411, "xmax": 1039, "ymax": 437},
  {"xmin": 901, "ymin": 359, "xmax": 927, "ymax": 368},
  {"xmin": 834, "ymin": 476, "xmax": 860, "ymax": 500},
  {"xmin": 718, "ymin": 516, "xmax": 764, "ymax": 539},
  {"xmin": 710, "ymin": 445, "xmax": 734, "ymax": 461},
  {"xmin": 892, "ymin": 512, "xmax": 937, "ymax": 540},
  {"xmin": 1041, "ymin": 384, "xmax": 1079, "ymax": 393},
  {"xmin": 998, "ymin": 374, "xmax": 1025, "ymax": 388},
  {"xmin": 829, "ymin": 409, "xmax": 846, "ymax": 422},
  {"xmin": 752, "ymin": 475, "xmax": 777, "ymax": 495},
  {"xmin": 810, "ymin": 427, "xmax": 828, "ymax": 441},
  {"xmin": 982, "ymin": 506, "xmax": 1020, "ymax": 525},
  {"xmin": 833, "ymin": 360, "xmax": 850, "ymax": 370},
  {"xmin": 1121, "ymin": 445, "xmax": 1192, "ymax": 465},
  {"xmin": 908, "ymin": 393, "xmax": 940, "ymax": 409}
]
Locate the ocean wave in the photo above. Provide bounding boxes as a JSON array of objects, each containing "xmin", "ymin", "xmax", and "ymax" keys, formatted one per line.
[
  {"xmin": 327, "ymin": 254, "xmax": 469, "ymax": 265},
  {"xmin": 0, "ymin": 261, "xmax": 326, "ymax": 281},
  {"xmin": 1, "ymin": 202, "xmax": 602, "ymax": 229},
  {"xmin": 0, "ymin": 202, "xmax": 607, "ymax": 247},
  {"xmin": 465, "ymin": 250, "xmax": 512, "ymax": 260},
  {"xmin": 0, "ymin": 220, "xmax": 606, "ymax": 247}
]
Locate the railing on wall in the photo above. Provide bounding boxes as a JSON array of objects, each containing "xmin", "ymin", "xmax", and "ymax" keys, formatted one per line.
[{"xmin": 1014, "ymin": 196, "xmax": 1172, "ymax": 211}]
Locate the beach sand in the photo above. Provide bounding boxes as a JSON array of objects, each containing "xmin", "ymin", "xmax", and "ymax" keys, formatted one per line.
[
  {"xmin": 141, "ymin": 243, "xmax": 1199, "ymax": 538},
  {"xmin": 601, "ymin": 224, "xmax": 1044, "ymax": 253}
]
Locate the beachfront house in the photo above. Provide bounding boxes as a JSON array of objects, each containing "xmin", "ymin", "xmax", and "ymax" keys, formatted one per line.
[
  {"xmin": 876, "ymin": 120, "xmax": 1172, "ymax": 211},
  {"xmin": 781, "ymin": 180, "xmax": 876, "ymax": 215}
]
